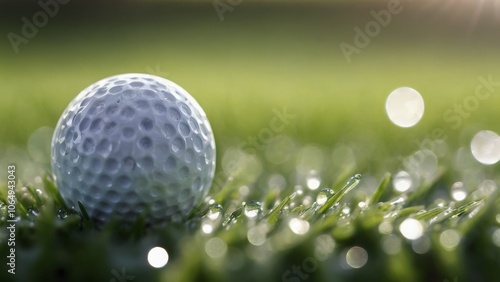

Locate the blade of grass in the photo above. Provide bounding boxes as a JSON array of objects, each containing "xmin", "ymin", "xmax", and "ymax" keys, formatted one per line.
[
  {"xmin": 316, "ymin": 174, "xmax": 362, "ymax": 216},
  {"xmin": 78, "ymin": 201, "xmax": 94, "ymax": 229},
  {"xmin": 413, "ymin": 207, "xmax": 447, "ymax": 221},
  {"xmin": 368, "ymin": 172, "xmax": 391, "ymax": 206},
  {"xmin": 429, "ymin": 200, "xmax": 483, "ymax": 225},
  {"xmin": 265, "ymin": 192, "xmax": 296, "ymax": 225},
  {"xmin": 43, "ymin": 175, "xmax": 65, "ymax": 208}
]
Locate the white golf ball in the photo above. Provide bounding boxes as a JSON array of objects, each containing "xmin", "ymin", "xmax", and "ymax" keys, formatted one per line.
[{"xmin": 51, "ymin": 73, "xmax": 216, "ymax": 224}]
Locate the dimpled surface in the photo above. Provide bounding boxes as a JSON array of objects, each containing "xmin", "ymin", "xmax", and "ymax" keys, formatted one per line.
[{"xmin": 51, "ymin": 73, "xmax": 215, "ymax": 224}]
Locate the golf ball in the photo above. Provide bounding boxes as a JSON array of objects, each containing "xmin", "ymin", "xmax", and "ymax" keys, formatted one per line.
[{"xmin": 51, "ymin": 73, "xmax": 216, "ymax": 224}]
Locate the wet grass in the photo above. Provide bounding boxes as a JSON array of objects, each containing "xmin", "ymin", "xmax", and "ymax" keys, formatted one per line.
[{"xmin": 1, "ymin": 141, "xmax": 499, "ymax": 282}]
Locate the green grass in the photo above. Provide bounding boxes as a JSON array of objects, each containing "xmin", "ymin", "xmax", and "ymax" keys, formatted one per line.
[
  {"xmin": 1, "ymin": 165, "xmax": 499, "ymax": 281},
  {"xmin": 1, "ymin": 2, "xmax": 500, "ymax": 282}
]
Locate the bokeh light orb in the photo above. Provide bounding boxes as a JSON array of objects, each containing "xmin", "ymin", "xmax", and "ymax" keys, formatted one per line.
[
  {"xmin": 385, "ymin": 87, "xmax": 425, "ymax": 128},
  {"xmin": 470, "ymin": 130, "xmax": 500, "ymax": 165},
  {"xmin": 147, "ymin": 247, "xmax": 169, "ymax": 268}
]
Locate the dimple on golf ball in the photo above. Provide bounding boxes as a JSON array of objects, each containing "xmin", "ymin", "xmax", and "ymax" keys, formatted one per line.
[{"xmin": 51, "ymin": 73, "xmax": 216, "ymax": 224}]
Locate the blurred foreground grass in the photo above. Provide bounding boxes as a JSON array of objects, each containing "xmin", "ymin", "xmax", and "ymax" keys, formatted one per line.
[{"xmin": 1, "ymin": 1, "xmax": 500, "ymax": 282}]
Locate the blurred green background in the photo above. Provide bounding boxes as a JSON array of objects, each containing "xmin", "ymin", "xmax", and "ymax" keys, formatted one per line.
[
  {"xmin": 1, "ymin": 1, "xmax": 500, "ymax": 281},
  {"xmin": 2, "ymin": 0, "xmax": 500, "ymax": 153}
]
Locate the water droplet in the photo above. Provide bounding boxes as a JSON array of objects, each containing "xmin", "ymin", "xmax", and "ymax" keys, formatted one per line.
[
  {"xmin": 316, "ymin": 188, "xmax": 334, "ymax": 206},
  {"xmin": 206, "ymin": 203, "xmax": 223, "ymax": 220},
  {"xmin": 450, "ymin": 182, "xmax": 467, "ymax": 201},
  {"xmin": 342, "ymin": 205, "xmax": 351, "ymax": 215},
  {"xmin": 385, "ymin": 87, "xmax": 424, "ymax": 128},
  {"xmin": 201, "ymin": 218, "xmax": 216, "ymax": 234},
  {"xmin": 27, "ymin": 206, "xmax": 39, "ymax": 217},
  {"xmin": 57, "ymin": 208, "xmax": 69, "ymax": 219},
  {"xmin": 244, "ymin": 201, "xmax": 261, "ymax": 218},
  {"xmin": 470, "ymin": 130, "xmax": 500, "ymax": 165},
  {"xmin": 306, "ymin": 170, "xmax": 321, "ymax": 190},
  {"xmin": 352, "ymin": 173, "xmax": 362, "ymax": 181},
  {"xmin": 393, "ymin": 171, "xmax": 412, "ymax": 192},
  {"xmin": 389, "ymin": 195, "xmax": 407, "ymax": 206}
]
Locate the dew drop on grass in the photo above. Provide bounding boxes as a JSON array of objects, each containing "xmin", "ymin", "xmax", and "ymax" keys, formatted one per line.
[
  {"xmin": 393, "ymin": 171, "xmax": 412, "ymax": 192},
  {"xmin": 57, "ymin": 208, "xmax": 69, "ymax": 219},
  {"xmin": 306, "ymin": 170, "xmax": 321, "ymax": 190},
  {"xmin": 342, "ymin": 206, "xmax": 351, "ymax": 215},
  {"xmin": 201, "ymin": 218, "xmax": 216, "ymax": 234},
  {"xmin": 207, "ymin": 203, "xmax": 223, "ymax": 220},
  {"xmin": 316, "ymin": 188, "xmax": 334, "ymax": 206},
  {"xmin": 26, "ymin": 206, "xmax": 39, "ymax": 217},
  {"xmin": 450, "ymin": 182, "xmax": 468, "ymax": 201},
  {"xmin": 244, "ymin": 201, "xmax": 262, "ymax": 218},
  {"xmin": 385, "ymin": 87, "xmax": 424, "ymax": 128}
]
